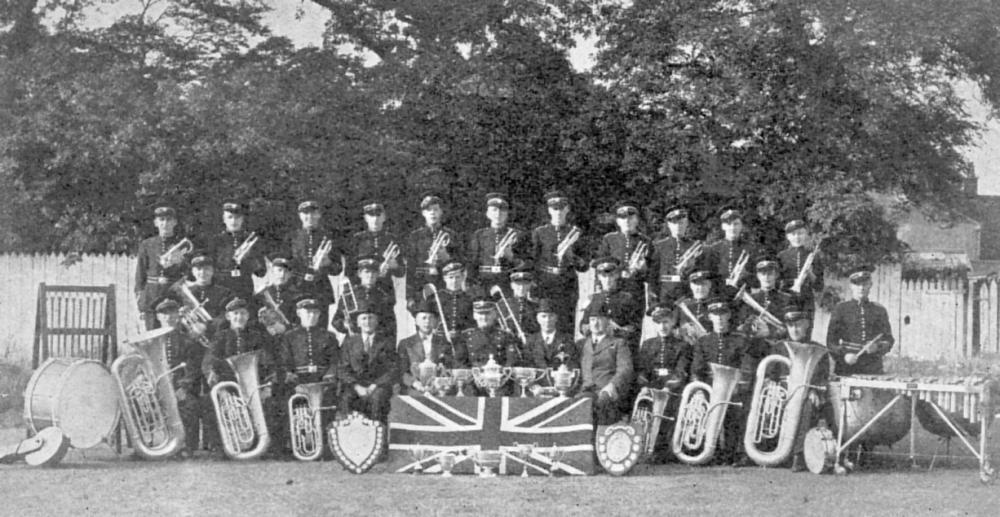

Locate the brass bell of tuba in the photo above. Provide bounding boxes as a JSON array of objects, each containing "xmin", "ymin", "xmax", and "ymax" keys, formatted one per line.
[
  {"xmin": 288, "ymin": 382, "xmax": 328, "ymax": 461},
  {"xmin": 111, "ymin": 327, "xmax": 188, "ymax": 460},
  {"xmin": 671, "ymin": 363, "xmax": 743, "ymax": 465},
  {"xmin": 210, "ymin": 351, "xmax": 271, "ymax": 460},
  {"xmin": 743, "ymin": 341, "xmax": 829, "ymax": 467}
]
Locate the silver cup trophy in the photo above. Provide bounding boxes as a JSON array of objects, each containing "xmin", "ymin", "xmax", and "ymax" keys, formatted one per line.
[
  {"xmin": 432, "ymin": 374, "xmax": 456, "ymax": 396},
  {"xmin": 451, "ymin": 368, "xmax": 473, "ymax": 397},
  {"xmin": 513, "ymin": 442, "xmax": 537, "ymax": 477},
  {"xmin": 438, "ymin": 452, "xmax": 456, "ymax": 477},
  {"xmin": 546, "ymin": 363, "xmax": 580, "ymax": 397},
  {"xmin": 414, "ymin": 356, "xmax": 442, "ymax": 393},
  {"xmin": 470, "ymin": 448, "xmax": 503, "ymax": 478},
  {"xmin": 511, "ymin": 367, "xmax": 546, "ymax": 397},
  {"xmin": 471, "ymin": 355, "xmax": 512, "ymax": 398}
]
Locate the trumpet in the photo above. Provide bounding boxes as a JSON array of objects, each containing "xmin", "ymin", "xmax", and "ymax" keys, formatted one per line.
[
  {"xmin": 489, "ymin": 285, "xmax": 528, "ymax": 345},
  {"xmin": 675, "ymin": 240, "xmax": 704, "ymax": 274},
  {"xmin": 426, "ymin": 231, "xmax": 450, "ymax": 265},
  {"xmin": 339, "ymin": 280, "xmax": 359, "ymax": 336},
  {"xmin": 492, "ymin": 228, "xmax": 518, "ymax": 262},
  {"xmin": 625, "ymin": 241, "xmax": 649, "ymax": 275},
  {"xmin": 159, "ymin": 238, "xmax": 193, "ymax": 268},
  {"xmin": 555, "ymin": 226, "xmax": 581, "ymax": 265},
  {"xmin": 380, "ymin": 242, "xmax": 400, "ymax": 275},
  {"xmin": 725, "ymin": 249, "xmax": 750, "ymax": 287},
  {"xmin": 422, "ymin": 283, "xmax": 452, "ymax": 344},
  {"xmin": 733, "ymin": 285, "xmax": 784, "ymax": 330},
  {"xmin": 311, "ymin": 237, "xmax": 333, "ymax": 272},
  {"xmin": 233, "ymin": 232, "xmax": 259, "ymax": 265},
  {"xmin": 791, "ymin": 238, "xmax": 823, "ymax": 294}
]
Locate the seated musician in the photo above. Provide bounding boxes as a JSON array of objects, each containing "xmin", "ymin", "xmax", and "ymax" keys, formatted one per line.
[
  {"xmin": 169, "ymin": 252, "xmax": 233, "ymax": 339},
  {"xmin": 736, "ymin": 258, "xmax": 791, "ymax": 340},
  {"xmin": 826, "ymin": 265, "xmax": 894, "ymax": 375},
  {"xmin": 255, "ymin": 256, "xmax": 303, "ymax": 335},
  {"xmin": 399, "ymin": 300, "xmax": 467, "ymax": 394},
  {"xmin": 527, "ymin": 298, "xmax": 579, "ymax": 370},
  {"xmin": 431, "ymin": 261, "xmax": 473, "ymax": 343},
  {"xmin": 676, "ymin": 270, "xmax": 714, "ymax": 344},
  {"xmin": 635, "ymin": 302, "xmax": 690, "ymax": 462},
  {"xmin": 279, "ymin": 298, "xmax": 339, "ymax": 429},
  {"xmin": 459, "ymin": 299, "xmax": 526, "ymax": 395},
  {"xmin": 777, "ymin": 308, "xmax": 831, "ymax": 472},
  {"xmin": 577, "ymin": 301, "xmax": 633, "ymax": 425},
  {"xmin": 332, "ymin": 256, "xmax": 395, "ymax": 337},
  {"xmin": 586, "ymin": 257, "xmax": 643, "ymax": 353},
  {"xmin": 152, "ymin": 298, "xmax": 211, "ymax": 458},
  {"xmin": 690, "ymin": 298, "xmax": 767, "ymax": 466},
  {"xmin": 337, "ymin": 305, "xmax": 399, "ymax": 424}
]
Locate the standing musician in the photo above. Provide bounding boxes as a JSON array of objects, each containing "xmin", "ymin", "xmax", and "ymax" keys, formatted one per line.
[
  {"xmin": 635, "ymin": 302, "xmax": 690, "ymax": 462},
  {"xmin": 586, "ymin": 257, "xmax": 643, "ymax": 353},
  {"xmin": 737, "ymin": 258, "xmax": 791, "ymax": 340},
  {"xmin": 337, "ymin": 305, "xmax": 399, "ymax": 424},
  {"xmin": 152, "ymin": 298, "xmax": 212, "ymax": 458},
  {"xmin": 254, "ymin": 256, "xmax": 303, "ymax": 335},
  {"xmin": 826, "ymin": 265, "xmax": 894, "ymax": 375},
  {"xmin": 289, "ymin": 200, "xmax": 342, "ymax": 302},
  {"xmin": 652, "ymin": 206, "xmax": 703, "ymax": 302},
  {"xmin": 135, "ymin": 206, "xmax": 190, "ymax": 330},
  {"xmin": 530, "ymin": 190, "xmax": 588, "ymax": 334},
  {"xmin": 577, "ymin": 301, "xmax": 634, "ymax": 425},
  {"xmin": 204, "ymin": 201, "xmax": 266, "ymax": 309},
  {"xmin": 690, "ymin": 298, "xmax": 768, "ymax": 466},
  {"xmin": 279, "ymin": 298, "xmax": 339, "ymax": 409},
  {"xmin": 348, "ymin": 200, "xmax": 404, "ymax": 298},
  {"xmin": 431, "ymin": 261, "xmax": 474, "ymax": 344},
  {"xmin": 675, "ymin": 270, "xmax": 715, "ymax": 344},
  {"xmin": 333, "ymin": 256, "xmax": 396, "ymax": 340},
  {"xmin": 169, "ymin": 252, "xmax": 233, "ymax": 339},
  {"xmin": 775, "ymin": 308, "xmax": 831, "ymax": 472},
  {"xmin": 706, "ymin": 208, "xmax": 757, "ymax": 288},
  {"xmin": 459, "ymin": 300, "xmax": 525, "ymax": 394},
  {"xmin": 404, "ymin": 194, "xmax": 462, "ymax": 307},
  {"xmin": 467, "ymin": 193, "xmax": 526, "ymax": 295},
  {"xmin": 596, "ymin": 201, "xmax": 653, "ymax": 305},
  {"xmin": 506, "ymin": 269, "xmax": 539, "ymax": 337},
  {"xmin": 527, "ymin": 298, "xmax": 579, "ymax": 370},
  {"xmin": 779, "ymin": 219, "xmax": 824, "ymax": 307},
  {"xmin": 399, "ymin": 300, "xmax": 468, "ymax": 394}
]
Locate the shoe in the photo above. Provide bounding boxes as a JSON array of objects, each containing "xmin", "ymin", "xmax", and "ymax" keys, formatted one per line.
[{"xmin": 791, "ymin": 453, "xmax": 806, "ymax": 473}]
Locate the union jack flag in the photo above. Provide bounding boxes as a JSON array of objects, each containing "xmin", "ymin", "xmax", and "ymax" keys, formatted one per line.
[{"xmin": 387, "ymin": 395, "xmax": 595, "ymax": 476}]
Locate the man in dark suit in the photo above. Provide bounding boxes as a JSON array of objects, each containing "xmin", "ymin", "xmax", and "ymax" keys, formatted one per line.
[
  {"xmin": 398, "ymin": 300, "xmax": 467, "ymax": 393},
  {"xmin": 337, "ymin": 305, "xmax": 399, "ymax": 423},
  {"xmin": 577, "ymin": 301, "xmax": 634, "ymax": 425},
  {"xmin": 826, "ymin": 265, "xmax": 894, "ymax": 375},
  {"xmin": 527, "ymin": 298, "xmax": 579, "ymax": 370}
]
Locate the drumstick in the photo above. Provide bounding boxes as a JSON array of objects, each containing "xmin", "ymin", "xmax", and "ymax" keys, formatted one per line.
[{"xmin": 844, "ymin": 334, "xmax": 884, "ymax": 365}]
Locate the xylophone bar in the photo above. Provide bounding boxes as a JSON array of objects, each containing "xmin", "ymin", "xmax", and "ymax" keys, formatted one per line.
[{"xmin": 837, "ymin": 376, "xmax": 993, "ymax": 424}]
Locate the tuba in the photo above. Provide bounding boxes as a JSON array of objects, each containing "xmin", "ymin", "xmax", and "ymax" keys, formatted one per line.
[
  {"xmin": 743, "ymin": 341, "xmax": 829, "ymax": 467},
  {"xmin": 210, "ymin": 351, "xmax": 271, "ymax": 460},
  {"xmin": 288, "ymin": 382, "xmax": 329, "ymax": 461},
  {"xmin": 671, "ymin": 363, "xmax": 743, "ymax": 465},
  {"xmin": 111, "ymin": 328, "xmax": 187, "ymax": 460}
]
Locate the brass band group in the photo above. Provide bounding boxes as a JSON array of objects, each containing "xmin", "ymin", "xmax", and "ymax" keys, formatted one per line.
[{"xmin": 124, "ymin": 190, "xmax": 899, "ymax": 473}]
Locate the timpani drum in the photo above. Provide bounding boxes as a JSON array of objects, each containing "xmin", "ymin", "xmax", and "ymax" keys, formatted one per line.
[
  {"xmin": 23, "ymin": 358, "xmax": 121, "ymax": 449},
  {"xmin": 827, "ymin": 379, "xmax": 911, "ymax": 447}
]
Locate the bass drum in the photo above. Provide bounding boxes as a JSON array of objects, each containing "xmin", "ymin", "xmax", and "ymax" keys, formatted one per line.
[
  {"xmin": 827, "ymin": 379, "xmax": 911, "ymax": 447},
  {"xmin": 803, "ymin": 426, "xmax": 837, "ymax": 474},
  {"xmin": 24, "ymin": 358, "xmax": 120, "ymax": 449}
]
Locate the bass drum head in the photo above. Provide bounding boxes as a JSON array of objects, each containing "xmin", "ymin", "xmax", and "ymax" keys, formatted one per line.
[
  {"xmin": 328, "ymin": 411, "xmax": 385, "ymax": 474},
  {"xmin": 57, "ymin": 360, "xmax": 120, "ymax": 449},
  {"xmin": 596, "ymin": 423, "xmax": 643, "ymax": 476},
  {"xmin": 803, "ymin": 427, "xmax": 837, "ymax": 475}
]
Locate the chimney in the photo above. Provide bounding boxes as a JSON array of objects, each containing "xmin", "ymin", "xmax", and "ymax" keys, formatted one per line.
[{"xmin": 963, "ymin": 176, "xmax": 978, "ymax": 197}]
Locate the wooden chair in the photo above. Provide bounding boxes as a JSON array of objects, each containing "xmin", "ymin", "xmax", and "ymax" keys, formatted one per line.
[{"xmin": 33, "ymin": 284, "xmax": 118, "ymax": 369}]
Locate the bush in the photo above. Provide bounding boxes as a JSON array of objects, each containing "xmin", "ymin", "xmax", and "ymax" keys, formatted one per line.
[{"xmin": 0, "ymin": 363, "xmax": 29, "ymax": 428}]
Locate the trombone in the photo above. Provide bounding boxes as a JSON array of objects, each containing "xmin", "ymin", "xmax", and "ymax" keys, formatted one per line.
[
  {"xmin": 555, "ymin": 226, "xmax": 581, "ymax": 265},
  {"xmin": 422, "ymin": 283, "xmax": 452, "ymax": 344},
  {"xmin": 675, "ymin": 240, "xmax": 704, "ymax": 274},
  {"xmin": 233, "ymin": 232, "xmax": 259, "ymax": 265},
  {"xmin": 311, "ymin": 237, "xmax": 333, "ymax": 272},
  {"xmin": 159, "ymin": 238, "xmax": 193, "ymax": 268},
  {"xmin": 489, "ymin": 285, "xmax": 528, "ymax": 344},
  {"xmin": 380, "ymin": 242, "xmax": 400, "ymax": 275},
  {"xmin": 725, "ymin": 249, "xmax": 750, "ymax": 287},
  {"xmin": 426, "ymin": 231, "xmax": 450, "ymax": 265},
  {"xmin": 492, "ymin": 228, "xmax": 518, "ymax": 262}
]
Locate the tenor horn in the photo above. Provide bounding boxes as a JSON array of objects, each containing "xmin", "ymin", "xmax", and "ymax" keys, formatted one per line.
[
  {"xmin": 489, "ymin": 285, "xmax": 528, "ymax": 345},
  {"xmin": 210, "ymin": 351, "xmax": 271, "ymax": 460},
  {"xmin": 733, "ymin": 285, "xmax": 784, "ymax": 330},
  {"xmin": 671, "ymin": 363, "xmax": 743, "ymax": 465},
  {"xmin": 743, "ymin": 341, "xmax": 829, "ymax": 467},
  {"xmin": 288, "ymin": 382, "xmax": 331, "ymax": 461},
  {"xmin": 111, "ymin": 328, "xmax": 187, "ymax": 460}
]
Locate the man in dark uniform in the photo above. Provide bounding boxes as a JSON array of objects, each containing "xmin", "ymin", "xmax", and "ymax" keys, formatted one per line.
[
  {"xmin": 706, "ymin": 208, "xmax": 757, "ymax": 288},
  {"xmin": 399, "ymin": 300, "xmax": 468, "ymax": 393},
  {"xmin": 530, "ymin": 191, "xmax": 588, "ymax": 335},
  {"xmin": 254, "ymin": 256, "xmax": 303, "ymax": 336},
  {"xmin": 333, "ymin": 256, "xmax": 396, "ymax": 340},
  {"xmin": 337, "ymin": 305, "xmax": 399, "ymax": 423},
  {"xmin": 596, "ymin": 201, "xmax": 653, "ymax": 305},
  {"xmin": 586, "ymin": 257, "xmax": 643, "ymax": 352},
  {"xmin": 778, "ymin": 219, "xmax": 824, "ymax": 308},
  {"xmin": 635, "ymin": 302, "xmax": 690, "ymax": 462},
  {"xmin": 527, "ymin": 298, "xmax": 579, "ymax": 370},
  {"xmin": 690, "ymin": 299, "xmax": 767, "ymax": 466},
  {"xmin": 736, "ymin": 258, "xmax": 791, "ymax": 340},
  {"xmin": 577, "ymin": 301, "xmax": 634, "ymax": 425},
  {"xmin": 459, "ymin": 300, "xmax": 525, "ymax": 395},
  {"xmin": 153, "ymin": 298, "xmax": 212, "ymax": 458},
  {"xmin": 135, "ymin": 206, "xmax": 190, "ymax": 330},
  {"xmin": 279, "ymin": 298, "xmax": 340, "ymax": 409},
  {"xmin": 348, "ymin": 201, "xmax": 404, "ymax": 298},
  {"xmin": 467, "ymin": 193, "xmax": 527, "ymax": 294},
  {"xmin": 404, "ymin": 194, "xmax": 463, "ymax": 306},
  {"xmin": 203, "ymin": 201, "xmax": 266, "ymax": 309},
  {"xmin": 506, "ymin": 269, "xmax": 539, "ymax": 339},
  {"xmin": 675, "ymin": 270, "xmax": 714, "ymax": 344},
  {"xmin": 431, "ymin": 261, "xmax": 474, "ymax": 344},
  {"xmin": 288, "ymin": 200, "xmax": 342, "ymax": 302},
  {"xmin": 651, "ymin": 206, "xmax": 703, "ymax": 302},
  {"xmin": 169, "ymin": 252, "xmax": 233, "ymax": 340},
  {"xmin": 826, "ymin": 265, "xmax": 894, "ymax": 375}
]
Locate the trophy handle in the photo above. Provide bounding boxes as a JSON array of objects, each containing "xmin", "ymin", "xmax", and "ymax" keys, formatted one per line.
[
  {"xmin": 533, "ymin": 369, "xmax": 547, "ymax": 383},
  {"xmin": 571, "ymin": 368, "xmax": 581, "ymax": 388},
  {"xmin": 501, "ymin": 366, "xmax": 513, "ymax": 384}
]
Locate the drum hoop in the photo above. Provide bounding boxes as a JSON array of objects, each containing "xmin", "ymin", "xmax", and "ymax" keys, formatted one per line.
[
  {"xmin": 23, "ymin": 357, "xmax": 68, "ymax": 434},
  {"xmin": 25, "ymin": 358, "xmax": 119, "ymax": 447}
]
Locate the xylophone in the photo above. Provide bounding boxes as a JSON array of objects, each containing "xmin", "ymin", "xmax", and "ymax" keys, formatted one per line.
[{"xmin": 815, "ymin": 375, "xmax": 998, "ymax": 483}]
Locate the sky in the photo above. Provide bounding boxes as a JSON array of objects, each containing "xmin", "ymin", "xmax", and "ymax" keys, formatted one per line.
[{"xmin": 86, "ymin": 1, "xmax": 1000, "ymax": 196}]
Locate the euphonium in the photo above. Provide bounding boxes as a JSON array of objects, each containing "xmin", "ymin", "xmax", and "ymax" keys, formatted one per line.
[
  {"xmin": 630, "ymin": 386, "xmax": 673, "ymax": 458},
  {"xmin": 671, "ymin": 363, "xmax": 743, "ymax": 465},
  {"xmin": 111, "ymin": 328, "xmax": 188, "ymax": 460},
  {"xmin": 288, "ymin": 382, "xmax": 327, "ymax": 461},
  {"xmin": 743, "ymin": 341, "xmax": 829, "ymax": 467},
  {"xmin": 210, "ymin": 351, "xmax": 271, "ymax": 460}
]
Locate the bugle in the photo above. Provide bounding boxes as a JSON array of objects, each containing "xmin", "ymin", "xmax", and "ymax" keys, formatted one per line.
[
  {"xmin": 675, "ymin": 240, "xmax": 704, "ymax": 273},
  {"xmin": 555, "ymin": 226, "xmax": 581, "ymax": 264},
  {"xmin": 288, "ymin": 382, "xmax": 335, "ymax": 461},
  {"xmin": 726, "ymin": 249, "xmax": 750, "ymax": 287},
  {"xmin": 210, "ymin": 351, "xmax": 271, "ymax": 460},
  {"xmin": 671, "ymin": 363, "xmax": 742, "ymax": 465},
  {"xmin": 492, "ymin": 228, "xmax": 518, "ymax": 262},
  {"xmin": 426, "ymin": 231, "xmax": 450, "ymax": 265},
  {"xmin": 159, "ymin": 238, "xmax": 193, "ymax": 268},
  {"xmin": 743, "ymin": 341, "xmax": 829, "ymax": 467},
  {"xmin": 233, "ymin": 232, "xmax": 259, "ymax": 265},
  {"xmin": 422, "ymin": 283, "xmax": 452, "ymax": 344},
  {"xmin": 733, "ymin": 285, "xmax": 784, "ymax": 330},
  {"xmin": 489, "ymin": 285, "xmax": 528, "ymax": 345},
  {"xmin": 111, "ymin": 328, "xmax": 187, "ymax": 460},
  {"xmin": 380, "ymin": 242, "xmax": 400, "ymax": 275}
]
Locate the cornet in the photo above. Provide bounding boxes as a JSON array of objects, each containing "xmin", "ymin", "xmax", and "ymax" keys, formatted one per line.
[
  {"xmin": 555, "ymin": 226, "xmax": 581, "ymax": 265},
  {"xmin": 791, "ymin": 238, "xmax": 823, "ymax": 294},
  {"xmin": 311, "ymin": 237, "xmax": 333, "ymax": 272},
  {"xmin": 624, "ymin": 241, "xmax": 649, "ymax": 277},
  {"xmin": 726, "ymin": 249, "xmax": 750, "ymax": 287},
  {"xmin": 380, "ymin": 242, "xmax": 400, "ymax": 275},
  {"xmin": 159, "ymin": 238, "xmax": 193, "ymax": 268},
  {"xmin": 233, "ymin": 232, "xmax": 259, "ymax": 265},
  {"xmin": 489, "ymin": 285, "xmax": 528, "ymax": 345},
  {"xmin": 426, "ymin": 231, "xmax": 450, "ymax": 265},
  {"xmin": 675, "ymin": 240, "xmax": 704, "ymax": 274},
  {"xmin": 492, "ymin": 228, "xmax": 518, "ymax": 262}
]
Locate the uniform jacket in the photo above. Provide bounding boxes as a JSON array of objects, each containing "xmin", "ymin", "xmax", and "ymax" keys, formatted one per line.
[
  {"xmin": 404, "ymin": 224, "xmax": 463, "ymax": 273},
  {"xmin": 348, "ymin": 229, "xmax": 405, "ymax": 280},
  {"xmin": 134, "ymin": 234, "xmax": 188, "ymax": 310},
  {"xmin": 826, "ymin": 299, "xmax": 894, "ymax": 375},
  {"xmin": 202, "ymin": 326, "xmax": 274, "ymax": 382},
  {"xmin": 467, "ymin": 225, "xmax": 528, "ymax": 283},
  {"xmin": 288, "ymin": 227, "xmax": 343, "ymax": 281},
  {"xmin": 690, "ymin": 331, "xmax": 767, "ymax": 385},
  {"xmin": 706, "ymin": 237, "xmax": 758, "ymax": 286},
  {"xmin": 636, "ymin": 334, "xmax": 691, "ymax": 388},
  {"xmin": 460, "ymin": 325, "xmax": 526, "ymax": 367},
  {"xmin": 530, "ymin": 224, "xmax": 588, "ymax": 275},
  {"xmin": 279, "ymin": 326, "xmax": 340, "ymax": 381},
  {"xmin": 778, "ymin": 246, "xmax": 824, "ymax": 294},
  {"xmin": 596, "ymin": 231, "xmax": 654, "ymax": 283}
]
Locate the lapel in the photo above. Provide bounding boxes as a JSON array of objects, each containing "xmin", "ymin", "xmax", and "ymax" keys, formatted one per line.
[{"xmin": 590, "ymin": 334, "xmax": 612, "ymax": 357}]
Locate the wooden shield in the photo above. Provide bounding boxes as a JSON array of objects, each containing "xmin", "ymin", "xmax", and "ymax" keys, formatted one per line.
[
  {"xmin": 328, "ymin": 412, "xmax": 386, "ymax": 474},
  {"xmin": 595, "ymin": 423, "xmax": 644, "ymax": 476}
]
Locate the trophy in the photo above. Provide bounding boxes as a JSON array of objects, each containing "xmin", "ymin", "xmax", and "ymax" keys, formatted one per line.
[
  {"xmin": 470, "ymin": 449, "xmax": 503, "ymax": 478},
  {"xmin": 513, "ymin": 442, "xmax": 537, "ymax": 477},
  {"xmin": 546, "ymin": 364, "xmax": 580, "ymax": 397},
  {"xmin": 471, "ymin": 355, "xmax": 512, "ymax": 398},
  {"xmin": 511, "ymin": 367, "xmax": 546, "ymax": 397},
  {"xmin": 451, "ymin": 368, "xmax": 472, "ymax": 397},
  {"xmin": 432, "ymin": 375, "xmax": 456, "ymax": 396},
  {"xmin": 410, "ymin": 445, "xmax": 430, "ymax": 474},
  {"xmin": 544, "ymin": 444, "xmax": 565, "ymax": 477},
  {"xmin": 439, "ymin": 452, "xmax": 456, "ymax": 477},
  {"xmin": 413, "ymin": 356, "xmax": 442, "ymax": 393}
]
